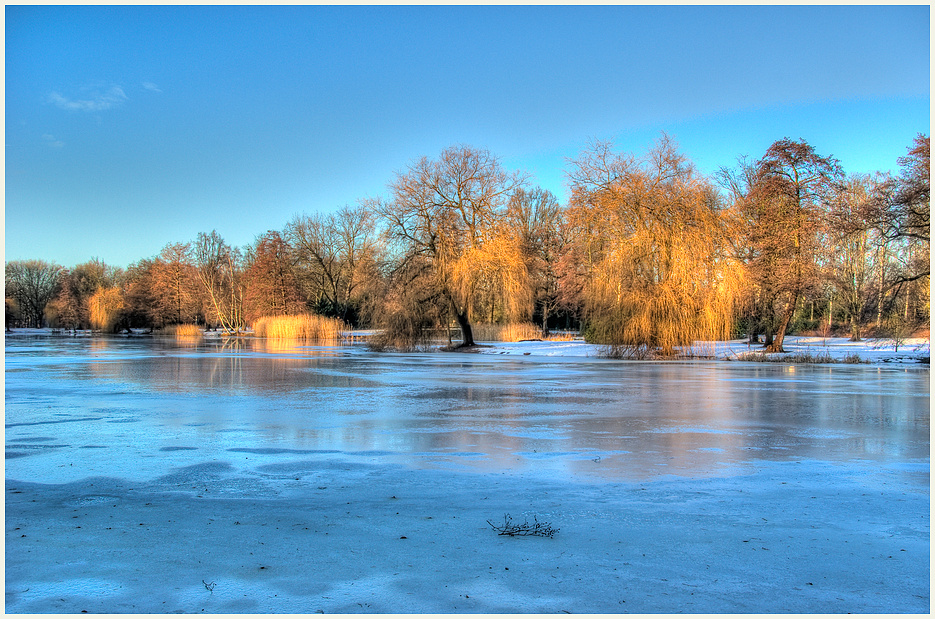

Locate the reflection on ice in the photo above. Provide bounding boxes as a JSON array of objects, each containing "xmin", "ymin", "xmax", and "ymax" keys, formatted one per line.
[{"xmin": 5, "ymin": 334, "xmax": 930, "ymax": 484}]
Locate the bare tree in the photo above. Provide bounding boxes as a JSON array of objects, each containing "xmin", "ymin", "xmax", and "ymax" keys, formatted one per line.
[
  {"xmin": 371, "ymin": 145, "xmax": 527, "ymax": 348},
  {"xmin": 506, "ymin": 187, "xmax": 567, "ymax": 333},
  {"xmin": 825, "ymin": 174, "xmax": 889, "ymax": 341},
  {"xmin": 892, "ymin": 134, "xmax": 930, "ymax": 246},
  {"xmin": 286, "ymin": 205, "xmax": 380, "ymax": 325},
  {"xmin": 192, "ymin": 230, "xmax": 245, "ymax": 332},
  {"xmin": 5, "ymin": 259, "xmax": 65, "ymax": 328},
  {"xmin": 742, "ymin": 138, "xmax": 844, "ymax": 352},
  {"xmin": 861, "ymin": 135, "xmax": 930, "ymax": 319}
]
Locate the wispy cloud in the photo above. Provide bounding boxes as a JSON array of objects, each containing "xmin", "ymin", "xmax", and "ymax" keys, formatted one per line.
[
  {"xmin": 48, "ymin": 84, "xmax": 128, "ymax": 112},
  {"xmin": 142, "ymin": 81, "xmax": 163, "ymax": 93},
  {"xmin": 41, "ymin": 133, "xmax": 65, "ymax": 148}
]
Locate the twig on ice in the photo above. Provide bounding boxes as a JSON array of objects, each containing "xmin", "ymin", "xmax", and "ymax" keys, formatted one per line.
[{"xmin": 487, "ymin": 513, "xmax": 558, "ymax": 538}]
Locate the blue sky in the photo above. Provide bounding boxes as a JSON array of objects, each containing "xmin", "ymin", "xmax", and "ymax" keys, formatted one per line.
[{"xmin": 5, "ymin": 5, "xmax": 930, "ymax": 268}]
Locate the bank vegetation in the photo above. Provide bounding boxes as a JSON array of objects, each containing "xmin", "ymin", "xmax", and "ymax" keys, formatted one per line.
[{"xmin": 6, "ymin": 134, "xmax": 929, "ymax": 358}]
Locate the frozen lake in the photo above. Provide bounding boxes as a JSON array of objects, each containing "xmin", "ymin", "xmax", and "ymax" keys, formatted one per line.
[
  {"xmin": 5, "ymin": 333, "xmax": 930, "ymax": 613},
  {"xmin": 5, "ymin": 334, "xmax": 929, "ymax": 483}
]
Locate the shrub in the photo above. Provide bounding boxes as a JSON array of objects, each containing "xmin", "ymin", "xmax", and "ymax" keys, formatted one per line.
[
  {"xmin": 366, "ymin": 262, "xmax": 442, "ymax": 352},
  {"xmin": 735, "ymin": 350, "xmax": 852, "ymax": 364},
  {"xmin": 253, "ymin": 313, "xmax": 345, "ymax": 342},
  {"xmin": 842, "ymin": 353, "xmax": 867, "ymax": 364},
  {"xmin": 367, "ymin": 310, "xmax": 434, "ymax": 352},
  {"xmin": 599, "ymin": 342, "xmax": 656, "ymax": 360}
]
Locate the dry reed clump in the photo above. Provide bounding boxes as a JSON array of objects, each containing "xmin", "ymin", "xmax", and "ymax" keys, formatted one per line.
[
  {"xmin": 162, "ymin": 324, "xmax": 203, "ymax": 338},
  {"xmin": 252, "ymin": 313, "xmax": 346, "ymax": 341},
  {"xmin": 472, "ymin": 322, "xmax": 543, "ymax": 342},
  {"xmin": 544, "ymin": 331, "xmax": 577, "ymax": 342}
]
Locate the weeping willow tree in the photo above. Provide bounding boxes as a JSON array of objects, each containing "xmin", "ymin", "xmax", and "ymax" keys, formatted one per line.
[
  {"xmin": 458, "ymin": 227, "xmax": 534, "ymax": 325},
  {"xmin": 88, "ymin": 286, "xmax": 125, "ymax": 333},
  {"xmin": 567, "ymin": 135, "xmax": 744, "ymax": 358}
]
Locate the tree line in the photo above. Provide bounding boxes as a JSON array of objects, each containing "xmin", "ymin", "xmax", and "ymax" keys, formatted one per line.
[{"xmin": 5, "ymin": 133, "xmax": 929, "ymax": 355}]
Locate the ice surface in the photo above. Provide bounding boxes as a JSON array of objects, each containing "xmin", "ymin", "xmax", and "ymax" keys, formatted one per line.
[{"xmin": 4, "ymin": 332, "xmax": 929, "ymax": 613}]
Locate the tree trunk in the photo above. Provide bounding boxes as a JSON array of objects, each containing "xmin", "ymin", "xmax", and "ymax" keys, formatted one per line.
[
  {"xmin": 747, "ymin": 312, "xmax": 760, "ymax": 344},
  {"xmin": 453, "ymin": 309, "xmax": 475, "ymax": 348},
  {"xmin": 875, "ymin": 244, "xmax": 886, "ymax": 329},
  {"xmin": 827, "ymin": 295, "xmax": 833, "ymax": 335},
  {"xmin": 766, "ymin": 298, "xmax": 796, "ymax": 353},
  {"xmin": 850, "ymin": 319, "xmax": 861, "ymax": 342},
  {"xmin": 445, "ymin": 306, "xmax": 453, "ymax": 347}
]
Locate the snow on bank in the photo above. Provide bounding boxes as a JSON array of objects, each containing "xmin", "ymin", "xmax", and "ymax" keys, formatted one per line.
[{"xmin": 473, "ymin": 335, "xmax": 931, "ymax": 364}]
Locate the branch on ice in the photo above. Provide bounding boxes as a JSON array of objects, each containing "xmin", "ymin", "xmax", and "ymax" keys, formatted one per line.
[{"xmin": 487, "ymin": 513, "xmax": 558, "ymax": 538}]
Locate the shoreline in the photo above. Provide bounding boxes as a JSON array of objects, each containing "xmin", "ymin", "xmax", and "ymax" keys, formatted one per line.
[{"xmin": 5, "ymin": 329, "xmax": 931, "ymax": 365}]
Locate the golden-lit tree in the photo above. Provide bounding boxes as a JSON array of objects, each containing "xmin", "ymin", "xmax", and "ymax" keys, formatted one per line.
[
  {"xmin": 45, "ymin": 259, "xmax": 122, "ymax": 330},
  {"xmin": 44, "ymin": 277, "xmax": 84, "ymax": 331},
  {"xmin": 243, "ymin": 230, "xmax": 304, "ymax": 324},
  {"xmin": 120, "ymin": 258, "xmax": 157, "ymax": 329},
  {"xmin": 462, "ymin": 226, "xmax": 533, "ymax": 325},
  {"xmin": 567, "ymin": 135, "xmax": 743, "ymax": 357},
  {"xmin": 151, "ymin": 242, "xmax": 201, "ymax": 326}
]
